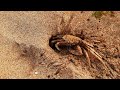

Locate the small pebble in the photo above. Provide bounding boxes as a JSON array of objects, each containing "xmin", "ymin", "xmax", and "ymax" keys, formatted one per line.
[{"xmin": 34, "ymin": 71, "xmax": 39, "ymax": 75}]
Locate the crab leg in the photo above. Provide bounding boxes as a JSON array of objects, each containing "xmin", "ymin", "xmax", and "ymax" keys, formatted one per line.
[
  {"xmin": 87, "ymin": 46, "xmax": 107, "ymax": 70},
  {"xmin": 82, "ymin": 40, "xmax": 94, "ymax": 48},
  {"xmin": 82, "ymin": 48, "xmax": 91, "ymax": 67},
  {"xmin": 76, "ymin": 45, "xmax": 83, "ymax": 55},
  {"xmin": 88, "ymin": 47, "xmax": 118, "ymax": 76}
]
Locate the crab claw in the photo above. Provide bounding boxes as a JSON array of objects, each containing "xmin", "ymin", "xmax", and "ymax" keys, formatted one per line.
[{"xmin": 55, "ymin": 42, "xmax": 61, "ymax": 51}]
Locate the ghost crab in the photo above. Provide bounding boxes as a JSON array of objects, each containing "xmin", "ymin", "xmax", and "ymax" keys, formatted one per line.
[
  {"xmin": 49, "ymin": 13, "xmax": 108, "ymax": 71},
  {"xmin": 50, "ymin": 34, "xmax": 107, "ymax": 69}
]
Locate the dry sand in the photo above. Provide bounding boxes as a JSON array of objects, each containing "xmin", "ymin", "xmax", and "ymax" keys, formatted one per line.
[{"xmin": 0, "ymin": 11, "xmax": 119, "ymax": 79}]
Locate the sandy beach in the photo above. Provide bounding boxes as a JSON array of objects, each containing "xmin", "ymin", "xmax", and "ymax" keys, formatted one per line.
[{"xmin": 0, "ymin": 11, "xmax": 119, "ymax": 79}]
